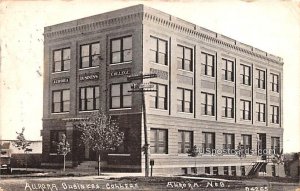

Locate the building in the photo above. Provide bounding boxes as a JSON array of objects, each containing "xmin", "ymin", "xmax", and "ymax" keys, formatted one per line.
[{"xmin": 42, "ymin": 4, "xmax": 284, "ymax": 176}]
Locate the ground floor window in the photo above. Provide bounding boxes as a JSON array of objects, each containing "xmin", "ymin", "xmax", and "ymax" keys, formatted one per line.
[
  {"xmin": 241, "ymin": 166, "xmax": 245, "ymax": 176},
  {"xmin": 272, "ymin": 165, "xmax": 276, "ymax": 177},
  {"xmin": 150, "ymin": 128, "xmax": 168, "ymax": 154},
  {"xmin": 50, "ymin": 130, "xmax": 66, "ymax": 153},
  {"xmin": 224, "ymin": 166, "xmax": 229, "ymax": 175},
  {"xmin": 213, "ymin": 167, "xmax": 219, "ymax": 175},
  {"xmin": 231, "ymin": 166, "xmax": 236, "ymax": 176},
  {"xmin": 191, "ymin": 167, "xmax": 197, "ymax": 174},
  {"xmin": 205, "ymin": 167, "xmax": 210, "ymax": 174}
]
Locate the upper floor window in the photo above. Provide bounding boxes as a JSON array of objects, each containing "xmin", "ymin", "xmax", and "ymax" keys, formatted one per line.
[
  {"xmin": 222, "ymin": 96, "xmax": 234, "ymax": 118},
  {"xmin": 177, "ymin": 88, "xmax": 192, "ymax": 113},
  {"xmin": 271, "ymin": 73, "xmax": 279, "ymax": 92},
  {"xmin": 178, "ymin": 131, "xmax": 193, "ymax": 154},
  {"xmin": 222, "ymin": 58, "xmax": 234, "ymax": 82},
  {"xmin": 150, "ymin": 128, "xmax": 168, "ymax": 154},
  {"xmin": 201, "ymin": 92, "xmax": 214, "ymax": 116},
  {"xmin": 80, "ymin": 42, "xmax": 100, "ymax": 69},
  {"xmin": 79, "ymin": 86, "xmax": 99, "ymax": 111},
  {"xmin": 202, "ymin": 132, "xmax": 215, "ymax": 153},
  {"xmin": 257, "ymin": 69, "xmax": 266, "ymax": 89},
  {"xmin": 241, "ymin": 134, "xmax": 252, "ymax": 151},
  {"xmin": 52, "ymin": 89, "xmax": 70, "ymax": 113},
  {"xmin": 271, "ymin": 137, "xmax": 280, "ymax": 154},
  {"xmin": 177, "ymin": 45, "xmax": 192, "ymax": 71},
  {"xmin": 240, "ymin": 100, "xmax": 251, "ymax": 120},
  {"xmin": 110, "ymin": 83, "xmax": 132, "ymax": 109},
  {"xmin": 223, "ymin": 133, "xmax": 234, "ymax": 153},
  {"xmin": 256, "ymin": 102, "xmax": 266, "ymax": 122},
  {"xmin": 111, "ymin": 36, "xmax": 132, "ymax": 64},
  {"xmin": 201, "ymin": 52, "xmax": 214, "ymax": 77},
  {"xmin": 50, "ymin": 130, "xmax": 66, "ymax": 153},
  {"xmin": 150, "ymin": 36, "xmax": 167, "ymax": 65},
  {"xmin": 150, "ymin": 83, "xmax": 167, "ymax": 110},
  {"xmin": 270, "ymin": 105, "xmax": 279, "ymax": 124},
  {"xmin": 240, "ymin": 65, "xmax": 251, "ymax": 85},
  {"xmin": 53, "ymin": 48, "xmax": 70, "ymax": 72}
]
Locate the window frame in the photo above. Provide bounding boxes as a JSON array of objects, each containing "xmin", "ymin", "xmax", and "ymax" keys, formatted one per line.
[
  {"xmin": 53, "ymin": 48, "xmax": 71, "ymax": 73},
  {"xmin": 177, "ymin": 88, "xmax": 193, "ymax": 113},
  {"xmin": 240, "ymin": 64, "xmax": 251, "ymax": 85},
  {"xmin": 202, "ymin": 132, "xmax": 215, "ymax": 154},
  {"xmin": 241, "ymin": 134, "xmax": 252, "ymax": 151},
  {"xmin": 201, "ymin": 52, "xmax": 215, "ymax": 77},
  {"xmin": 201, "ymin": 92, "xmax": 215, "ymax": 116},
  {"xmin": 79, "ymin": 86, "xmax": 100, "ymax": 111},
  {"xmin": 110, "ymin": 36, "xmax": 132, "ymax": 64},
  {"xmin": 222, "ymin": 96, "xmax": 234, "ymax": 118},
  {"xmin": 270, "ymin": 105, "xmax": 279, "ymax": 124},
  {"xmin": 177, "ymin": 45, "xmax": 193, "ymax": 71},
  {"xmin": 223, "ymin": 133, "xmax": 235, "ymax": 154},
  {"xmin": 150, "ymin": 128, "xmax": 168, "ymax": 154},
  {"xmin": 79, "ymin": 42, "xmax": 100, "ymax": 69},
  {"xmin": 257, "ymin": 69, "xmax": 266, "ymax": 89},
  {"xmin": 256, "ymin": 102, "xmax": 266, "ymax": 122},
  {"xmin": 150, "ymin": 83, "xmax": 168, "ymax": 110},
  {"xmin": 110, "ymin": 83, "xmax": 132, "ymax": 109},
  {"xmin": 150, "ymin": 36, "xmax": 168, "ymax": 65},
  {"xmin": 271, "ymin": 137, "xmax": 280, "ymax": 154},
  {"xmin": 178, "ymin": 130, "xmax": 193, "ymax": 154},
  {"xmin": 240, "ymin": 100, "xmax": 251, "ymax": 120},
  {"xmin": 222, "ymin": 58, "xmax": 234, "ymax": 82},
  {"xmin": 271, "ymin": 73, "xmax": 279, "ymax": 92},
  {"xmin": 52, "ymin": 89, "xmax": 70, "ymax": 113}
]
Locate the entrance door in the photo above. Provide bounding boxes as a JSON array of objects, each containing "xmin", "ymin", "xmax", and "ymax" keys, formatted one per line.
[{"xmin": 257, "ymin": 134, "xmax": 266, "ymax": 160}]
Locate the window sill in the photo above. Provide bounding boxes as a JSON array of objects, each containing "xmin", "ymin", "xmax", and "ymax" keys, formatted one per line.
[
  {"xmin": 150, "ymin": 61, "xmax": 168, "ymax": 67},
  {"xmin": 51, "ymin": 71, "xmax": 69, "ymax": 74},
  {"xmin": 78, "ymin": 110, "xmax": 98, "ymax": 113},
  {"xmin": 110, "ymin": 61, "xmax": 132, "ymax": 66},
  {"xmin": 201, "ymin": 114, "xmax": 215, "ymax": 117},
  {"xmin": 49, "ymin": 153, "xmax": 59, "ymax": 156},
  {"xmin": 178, "ymin": 69, "xmax": 193, "ymax": 73},
  {"xmin": 51, "ymin": 112, "xmax": 69, "ymax": 115},
  {"xmin": 149, "ymin": 108, "xmax": 168, "ymax": 111},
  {"xmin": 150, "ymin": 153, "xmax": 168, "ymax": 155},
  {"xmin": 240, "ymin": 83, "xmax": 251, "ymax": 87},
  {"xmin": 109, "ymin": 108, "xmax": 132, "ymax": 111},
  {"xmin": 177, "ymin": 111, "xmax": 193, "ymax": 114},
  {"xmin": 108, "ymin": 153, "xmax": 131, "ymax": 157},
  {"xmin": 223, "ymin": 79, "xmax": 235, "ymax": 83},
  {"xmin": 201, "ymin": 74, "xmax": 215, "ymax": 79},
  {"xmin": 79, "ymin": 66, "xmax": 99, "ymax": 71}
]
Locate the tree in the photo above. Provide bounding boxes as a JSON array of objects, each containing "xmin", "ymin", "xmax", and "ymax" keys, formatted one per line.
[
  {"xmin": 12, "ymin": 127, "xmax": 31, "ymax": 171},
  {"xmin": 271, "ymin": 148, "xmax": 284, "ymax": 177},
  {"xmin": 187, "ymin": 145, "xmax": 200, "ymax": 174},
  {"xmin": 75, "ymin": 110, "xmax": 124, "ymax": 175},
  {"xmin": 57, "ymin": 134, "xmax": 71, "ymax": 172}
]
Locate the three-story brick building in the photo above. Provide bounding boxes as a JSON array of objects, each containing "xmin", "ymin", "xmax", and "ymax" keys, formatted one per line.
[{"xmin": 42, "ymin": 4, "xmax": 284, "ymax": 176}]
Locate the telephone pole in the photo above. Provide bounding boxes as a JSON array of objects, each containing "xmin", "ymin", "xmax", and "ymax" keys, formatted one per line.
[{"xmin": 127, "ymin": 73, "xmax": 157, "ymax": 177}]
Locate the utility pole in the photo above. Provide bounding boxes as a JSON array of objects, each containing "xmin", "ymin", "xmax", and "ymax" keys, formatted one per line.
[{"xmin": 127, "ymin": 73, "xmax": 157, "ymax": 177}]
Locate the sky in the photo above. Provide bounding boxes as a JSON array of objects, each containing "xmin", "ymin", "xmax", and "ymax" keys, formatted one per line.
[{"xmin": 0, "ymin": 0, "xmax": 299, "ymax": 153}]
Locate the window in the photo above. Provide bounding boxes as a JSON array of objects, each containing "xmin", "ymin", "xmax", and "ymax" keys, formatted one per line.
[
  {"xmin": 241, "ymin": 135, "xmax": 252, "ymax": 151},
  {"xmin": 111, "ymin": 36, "xmax": 132, "ymax": 64},
  {"xmin": 271, "ymin": 73, "xmax": 279, "ymax": 92},
  {"xmin": 202, "ymin": 132, "xmax": 215, "ymax": 153},
  {"xmin": 213, "ymin": 167, "xmax": 219, "ymax": 175},
  {"xmin": 201, "ymin": 92, "xmax": 214, "ymax": 116},
  {"xmin": 256, "ymin": 103, "xmax": 266, "ymax": 122},
  {"xmin": 150, "ymin": 128, "xmax": 168, "ymax": 154},
  {"xmin": 50, "ymin": 130, "xmax": 66, "ymax": 153},
  {"xmin": 116, "ymin": 128, "xmax": 129, "ymax": 153},
  {"xmin": 223, "ymin": 134, "xmax": 234, "ymax": 153},
  {"xmin": 271, "ymin": 137, "xmax": 280, "ymax": 154},
  {"xmin": 241, "ymin": 166, "xmax": 246, "ymax": 176},
  {"xmin": 240, "ymin": 65, "xmax": 251, "ymax": 85},
  {"xmin": 52, "ymin": 89, "xmax": 70, "ymax": 113},
  {"xmin": 201, "ymin": 52, "xmax": 214, "ymax": 77},
  {"xmin": 150, "ymin": 83, "xmax": 167, "ymax": 110},
  {"xmin": 150, "ymin": 36, "xmax": 167, "ymax": 65},
  {"xmin": 224, "ymin": 166, "xmax": 229, "ymax": 175},
  {"xmin": 222, "ymin": 96, "xmax": 234, "ymax": 118},
  {"xmin": 177, "ymin": 45, "xmax": 193, "ymax": 71},
  {"xmin": 80, "ymin": 42, "xmax": 100, "ymax": 68},
  {"xmin": 177, "ymin": 88, "xmax": 192, "ymax": 113},
  {"xmin": 110, "ymin": 83, "xmax": 132, "ymax": 109},
  {"xmin": 257, "ymin": 69, "xmax": 265, "ymax": 89},
  {"xmin": 270, "ymin": 105, "xmax": 279, "ymax": 124},
  {"xmin": 231, "ymin": 166, "xmax": 237, "ymax": 176},
  {"xmin": 222, "ymin": 58, "xmax": 234, "ymax": 82},
  {"xmin": 178, "ymin": 131, "xmax": 193, "ymax": 153},
  {"xmin": 53, "ymin": 48, "xmax": 70, "ymax": 72},
  {"xmin": 240, "ymin": 100, "xmax": 251, "ymax": 120},
  {"xmin": 205, "ymin": 167, "xmax": 210, "ymax": 174},
  {"xmin": 79, "ymin": 86, "xmax": 99, "ymax": 111}
]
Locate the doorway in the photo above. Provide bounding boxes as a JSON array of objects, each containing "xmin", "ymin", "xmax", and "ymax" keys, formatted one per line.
[{"xmin": 257, "ymin": 133, "xmax": 266, "ymax": 160}]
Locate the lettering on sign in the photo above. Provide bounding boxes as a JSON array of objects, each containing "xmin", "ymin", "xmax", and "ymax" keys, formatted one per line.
[
  {"xmin": 52, "ymin": 77, "xmax": 70, "ymax": 85},
  {"xmin": 79, "ymin": 72, "xmax": 99, "ymax": 82},
  {"xmin": 150, "ymin": 68, "xmax": 168, "ymax": 80},
  {"xmin": 110, "ymin": 68, "xmax": 131, "ymax": 78}
]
